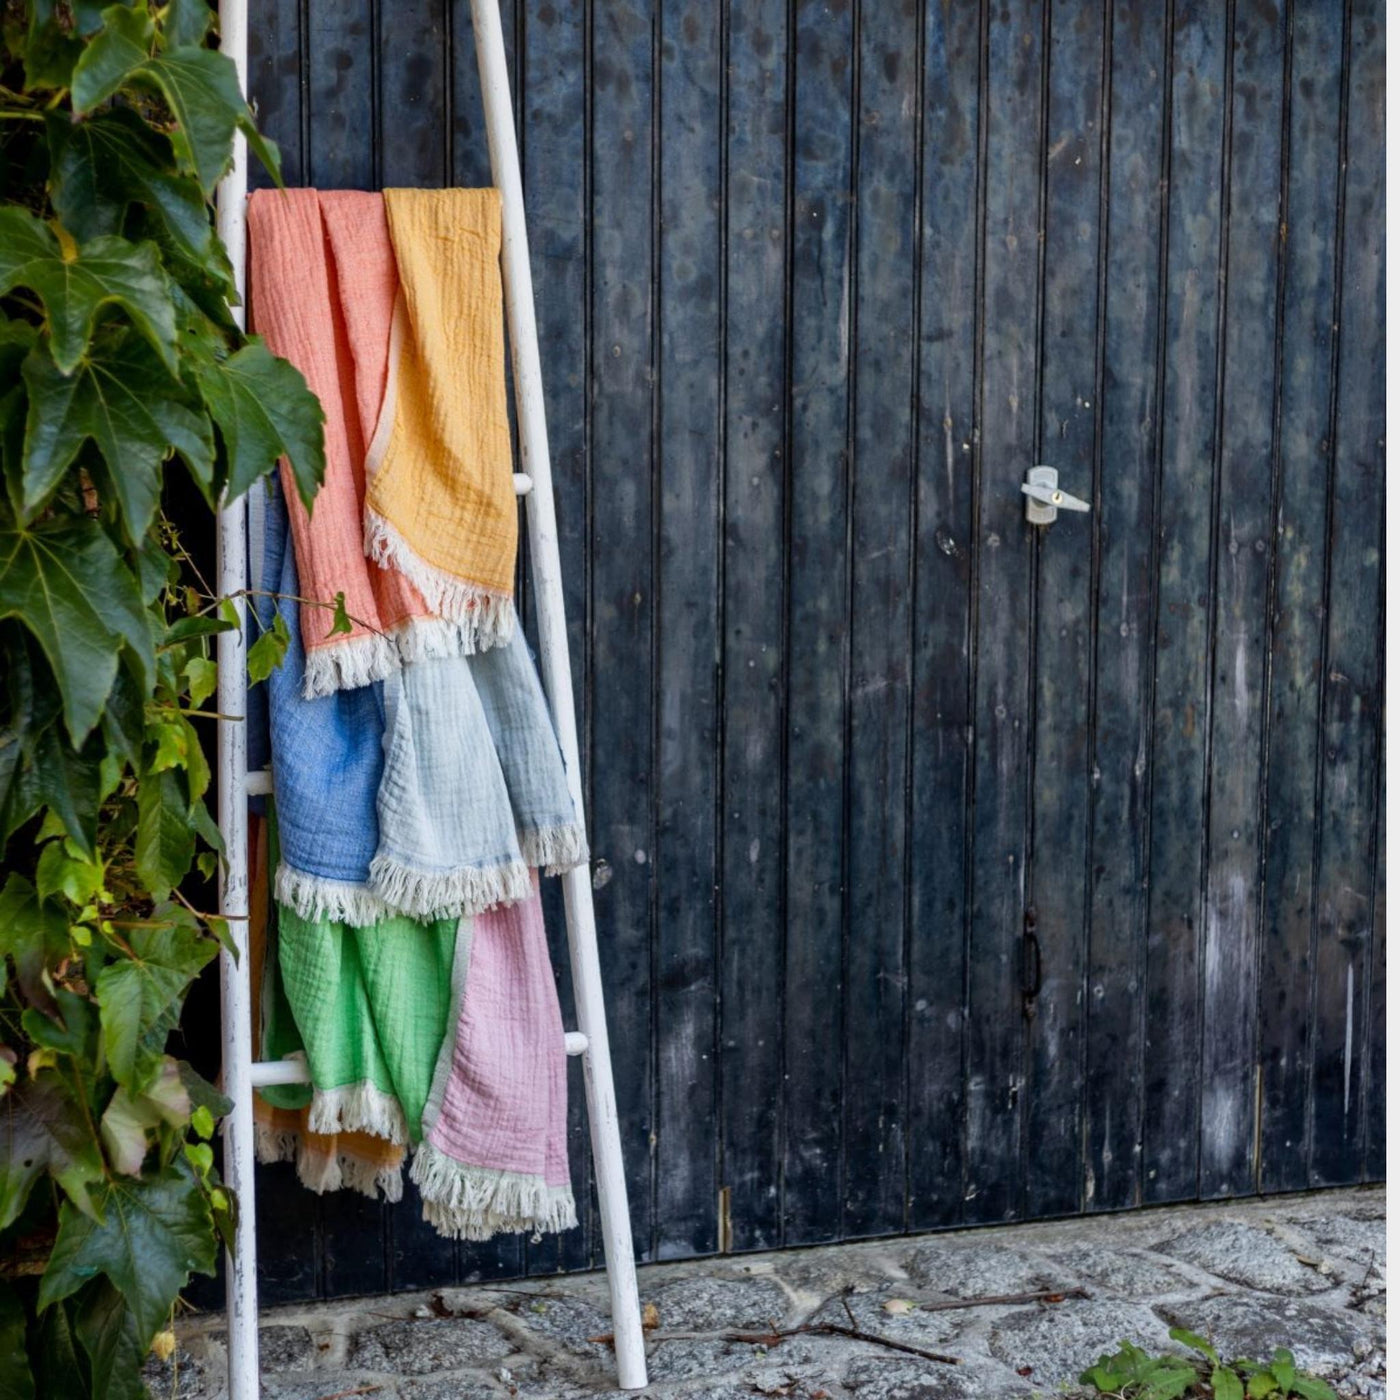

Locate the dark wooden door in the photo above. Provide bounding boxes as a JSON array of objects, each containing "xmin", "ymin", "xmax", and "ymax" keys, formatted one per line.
[{"xmin": 233, "ymin": 0, "xmax": 1384, "ymax": 1300}]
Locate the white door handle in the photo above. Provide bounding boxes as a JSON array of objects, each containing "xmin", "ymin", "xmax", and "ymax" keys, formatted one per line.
[{"xmin": 1022, "ymin": 465, "xmax": 1091, "ymax": 525}]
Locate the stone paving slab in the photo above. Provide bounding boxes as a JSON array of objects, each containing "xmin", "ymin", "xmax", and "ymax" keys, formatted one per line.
[{"xmin": 148, "ymin": 1186, "xmax": 1385, "ymax": 1400}]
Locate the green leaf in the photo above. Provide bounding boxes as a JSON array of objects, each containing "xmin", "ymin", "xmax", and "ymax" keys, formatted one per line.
[
  {"xmin": 165, "ymin": 614, "xmax": 233, "ymax": 644},
  {"xmin": 0, "ymin": 1072, "xmax": 105, "ymax": 1229},
  {"xmin": 21, "ymin": 334, "xmax": 214, "ymax": 537},
  {"xmin": 22, "ymin": 0, "xmax": 85, "ymax": 89},
  {"xmin": 69, "ymin": 2, "xmax": 156, "ymax": 112},
  {"xmin": 184, "ymin": 655, "xmax": 217, "ymax": 707},
  {"xmin": 1289, "ymin": 1377, "xmax": 1337, "ymax": 1400},
  {"xmin": 1271, "ymin": 1353, "xmax": 1296, "ymax": 1392},
  {"xmin": 1171, "ymin": 1327, "xmax": 1220, "ymax": 1365},
  {"xmin": 0, "ymin": 1280, "xmax": 35, "ymax": 1400},
  {"xmin": 35, "ymin": 839, "xmax": 104, "ymax": 906},
  {"xmin": 197, "ymin": 340, "xmax": 324, "ymax": 506},
  {"xmin": 94, "ymin": 918, "xmax": 215, "ymax": 1089},
  {"xmin": 0, "ymin": 519, "xmax": 152, "ymax": 744},
  {"xmin": 72, "ymin": 12, "xmax": 281, "ymax": 195},
  {"xmin": 1212, "ymin": 1366, "xmax": 1245, "ymax": 1400},
  {"xmin": 0, "ymin": 873, "xmax": 72, "ymax": 1013},
  {"xmin": 0, "ymin": 209, "xmax": 177, "ymax": 376},
  {"xmin": 327, "ymin": 589, "xmax": 353, "ymax": 637},
  {"xmin": 99, "ymin": 1058, "xmax": 190, "ymax": 1174},
  {"xmin": 134, "ymin": 768, "xmax": 194, "ymax": 900},
  {"xmin": 1247, "ymin": 1372, "xmax": 1280, "ymax": 1397},
  {"xmin": 246, "ymin": 610, "xmax": 289, "ymax": 683},
  {"xmin": 38, "ymin": 1163, "xmax": 218, "ymax": 1352},
  {"xmin": 176, "ymin": 1061, "xmax": 231, "ymax": 1121},
  {"xmin": 162, "ymin": 0, "xmax": 216, "ymax": 46},
  {"xmin": 73, "ymin": 1277, "xmax": 146, "ymax": 1400}
]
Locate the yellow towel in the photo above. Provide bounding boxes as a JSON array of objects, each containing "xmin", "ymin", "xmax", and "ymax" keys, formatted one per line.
[{"xmin": 363, "ymin": 188, "xmax": 518, "ymax": 632}]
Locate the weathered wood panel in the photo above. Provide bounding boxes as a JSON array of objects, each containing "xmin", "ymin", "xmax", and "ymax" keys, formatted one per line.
[{"xmin": 227, "ymin": 0, "xmax": 1383, "ymax": 1299}]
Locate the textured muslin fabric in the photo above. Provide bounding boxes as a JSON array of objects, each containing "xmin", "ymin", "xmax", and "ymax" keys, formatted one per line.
[
  {"xmin": 366, "ymin": 188, "xmax": 518, "ymax": 624},
  {"xmin": 413, "ymin": 876, "xmax": 577, "ymax": 1239},
  {"xmin": 247, "ymin": 188, "xmax": 434, "ymax": 698},
  {"xmin": 248, "ymin": 815, "xmax": 409, "ymax": 1202},
  {"xmin": 256, "ymin": 476, "xmax": 585, "ymax": 924}
]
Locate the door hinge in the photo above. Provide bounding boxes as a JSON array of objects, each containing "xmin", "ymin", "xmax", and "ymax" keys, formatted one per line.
[{"xmin": 1021, "ymin": 906, "xmax": 1042, "ymax": 1018}]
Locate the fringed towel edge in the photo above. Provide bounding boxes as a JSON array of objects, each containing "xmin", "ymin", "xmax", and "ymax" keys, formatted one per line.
[
  {"xmin": 368, "ymin": 852, "xmax": 532, "ymax": 921},
  {"xmin": 518, "ymin": 824, "xmax": 589, "ymax": 877},
  {"xmin": 254, "ymin": 1121, "xmax": 404, "ymax": 1203},
  {"xmin": 275, "ymin": 863, "xmax": 394, "ymax": 927},
  {"xmin": 410, "ymin": 1141, "xmax": 578, "ymax": 1241},
  {"xmin": 306, "ymin": 1079, "xmax": 410, "ymax": 1145},
  {"xmin": 364, "ymin": 508, "xmax": 517, "ymax": 642}
]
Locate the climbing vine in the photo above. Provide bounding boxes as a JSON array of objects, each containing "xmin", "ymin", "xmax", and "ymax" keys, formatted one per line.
[{"xmin": 0, "ymin": 2, "xmax": 323, "ymax": 1395}]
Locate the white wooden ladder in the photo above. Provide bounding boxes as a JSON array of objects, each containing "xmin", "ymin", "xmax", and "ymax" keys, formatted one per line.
[{"xmin": 213, "ymin": 1, "xmax": 649, "ymax": 1392}]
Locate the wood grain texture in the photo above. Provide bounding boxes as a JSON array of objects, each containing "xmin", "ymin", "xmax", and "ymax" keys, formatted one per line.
[
  {"xmin": 964, "ymin": 0, "xmax": 1041, "ymax": 1226},
  {"xmin": 231, "ymin": 0, "xmax": 1383, "ymax": 1298},
  {"xmin": 781, "ymin": 0, "xmax": 855, "ymax": 1249},
  {"xmin": 720, "ymin": 0, "xmax": 789, "ymax": 1253},
  {"xmin": 1142, "ymin": 0, "xmax": 1228, "ymax": 1206},
  {"xmin": 905, "ymin": 0, "xmax": 981, "ymax": 1234},
  {"xmin": 1082, "ymin": 0, "xmax": 1168, "ymax": 1215},
  {"xmin": 1310, "ymin": 0, "xmax": 1383, "ymax": 1187},
  {"xmin": 1199, "ymin": 0, "xmax": 1286, "ymax": 1201},
  {"xmin": 1026, "ymin": 0, "xmax": 1104, "ymax": 1220},
  {"xmin": 1258, "ymin": 0, "xmax": 1345, "ymax": 1196},
  {"xmin": 654, "ymin": 0, "xmax": 722, "ymax": 1261}
]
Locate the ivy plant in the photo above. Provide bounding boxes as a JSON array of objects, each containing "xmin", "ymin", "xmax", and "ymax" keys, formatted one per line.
[
  {"xmin": 1080, "ymin": 1328, "xmax": 1339, "ymax": 1400},
  {"xmin": 0, "ymin": 2, "xmax": 324, "ymax": 1396}
]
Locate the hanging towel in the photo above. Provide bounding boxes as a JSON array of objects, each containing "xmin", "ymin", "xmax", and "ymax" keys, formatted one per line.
[
  {"xmin": 248, "ymin": 814, "xmax": 409, "ymax": 1201},
  {"xmin": 247, "ymin": 187, "xmax": 515, "ymax": 697},
  {"xmin": 366, "ymin": 188, "xmax": 517, "ymax": 627},
  {"xmin": 257, "ymin": 811, "xmax": 576, "ymax": 1240},
  {"xmin": 254, "ymin": 473, "xmax": 585, "ymax": 925},
  {"xmin": 412, "ymin": 876, "xmax": 576, "ymax": 1239}
]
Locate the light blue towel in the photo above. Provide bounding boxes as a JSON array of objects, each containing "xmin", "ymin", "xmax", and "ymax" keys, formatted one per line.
[{"xmin": 254, "ymin": 477, "xmax": 585, "ymax": 926}]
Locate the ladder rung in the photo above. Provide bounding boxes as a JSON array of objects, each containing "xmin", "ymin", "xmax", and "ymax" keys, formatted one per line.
[
  {"xmin": 513, "ymin": 472, "xmax": 533, "ymax": 496},
  {"xmin": 246, "ymin": 769, "xmax": 272, "ymax": 797},
  {"xmin": 249, "ymin": 1032, "xmax": 586, "ymax": 1088}
]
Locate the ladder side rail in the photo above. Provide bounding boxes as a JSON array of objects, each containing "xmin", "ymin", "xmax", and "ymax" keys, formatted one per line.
[
  {"xmin": 214, "ymin": 1, "xmax": 259, "ymax": 1396},
  {"xmin": 468, "ymin": 1, "xmax": 648, "ymax": 1389}
]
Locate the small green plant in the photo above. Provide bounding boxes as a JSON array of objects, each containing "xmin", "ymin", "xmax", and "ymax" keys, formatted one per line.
[{"xmin": 1080, "ymin": 1328, "xmax": 1338, "ymax": 1400}]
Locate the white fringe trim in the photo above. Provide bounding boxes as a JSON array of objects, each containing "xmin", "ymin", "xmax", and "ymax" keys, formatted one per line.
[
  {"xmin": 300, "ymin": 611, "xmax": 523, "ymax": 699},
  {"xmin": 364, "ymin": 508, "xmax": 517, "ymax": 642},
  {"xmin": 368, "ymin": 853, "xmax": 531, "ymax": 921},
  {"xmin": 518, "ymin": 824, "xmax": 589, "ymax": 876},
  {"xmin": 275, "ymin": 863, "xmax": 394, "ymax": 927},
  {"xmin": 410, "ymin": 1141, "xmax": 578, "ymax": 1241},
  {"xmin": 254, "ymin": 1121, "xmax": 403, "ymax": 1202},
  {"xmin": 307, "ymin": 1080, "xmax": 410, "ymax": 1146}
]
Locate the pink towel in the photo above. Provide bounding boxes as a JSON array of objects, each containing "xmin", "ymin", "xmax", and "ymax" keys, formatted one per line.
[{"xmin": 412, "ymin": 877, "xmax": 576, "ymax": 1238}]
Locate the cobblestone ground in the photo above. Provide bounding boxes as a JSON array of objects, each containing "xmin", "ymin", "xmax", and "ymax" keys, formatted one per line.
[{"xmin": 149, "ymin": 1186, "xmax": 1385, "ymax": 1400}]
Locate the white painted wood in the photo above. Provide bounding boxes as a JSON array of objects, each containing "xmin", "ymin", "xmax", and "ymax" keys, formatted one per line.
[
  {"xmin": 469, "ymin": 0, "xmax": 648, "ymax": 1387},
  {"xmin": 249, "ymin": 1059, "xmax": 312, "ymax": 1088},
  {"xmin": 213, "ymin": 4, "xmax": 258, "ymax": 1398}
]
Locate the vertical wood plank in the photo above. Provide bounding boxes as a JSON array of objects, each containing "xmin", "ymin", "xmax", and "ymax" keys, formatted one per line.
[
  {"xmin": 1025, "ymin": 0, "xmax": 1105, "ymax": 1220},
  {"xmin": 1141, "ymin": 0, "xmax": 1227, "ymax": 1205},
  {"xmin": 319, "ymin": 1193, "xmax": 388, "ymax": 1297},
  {"xmin": 246, "ymin": 0, "xmax": 305, "ymax": 189},
  {"xmin": 719, "ymin": 0, "xmax": 789, "ymax": 1254},
  {"xmin": 376, "ymin": 0, "xmax": 446, "ymax": 186},
  {"xmin": 842, "ymin": 0, "xmax": 920, "ymax": 1239},
  {"xmin": 521, "ymin": 0, "xmax": 596, "ymax": 1276},
  {"xmin": 905, "ymin": 0, "xmax": 981, "ymax": 1233},
  {"xmin": 589, "ymin": 0, "xmax": 657, "ymax": 1260},
  {"xmin": 1310, "ymin": 0, "xmax": 1383, "ymax": 1187},
  {"xmin": 1083, "ymin": 0, "xmax": 1168, "ymax": 1215},
  {"xmin": 388, "ymin": 1181, "xmax": 458, "ymax": 1291},
  {"xmin": 251, "ymin": 1161, "xmax": 321, "ymax": 1303},
  {"xmin": 654, "ymin": 0, "xmax": 723, "ymax": 1260},
  {"xmin": 1199, "ymin": 0, "xmax": 1286, "ymax": 1200},
  {"xmin": 1257, "ymin": 0, "xmax": 1344, "ymax": 1196},
  {"xmin": 1364, "ymin": 730, "xmax": 1385, "ymax": 1180},
  {"xmin": 965, "ymin": 0, "xmax": 1042, "ymax": 1227},
  {"xmin": 305, "ymin": 0, "xmax": 375, "ymax": 188},
  {"xmin": 782, "ymin": 0, "xmax": 855, "ymax": 1248}
]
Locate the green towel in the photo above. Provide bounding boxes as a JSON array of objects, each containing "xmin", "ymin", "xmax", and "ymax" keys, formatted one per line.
[{"xmin": 261, "ymin": 811, "xmax": 463, "ymax": 1144}]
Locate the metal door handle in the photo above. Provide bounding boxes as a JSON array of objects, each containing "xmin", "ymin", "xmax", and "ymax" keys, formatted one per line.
[{"xmin": 1022, "ymin": 465, "xmax": 1091, "ymax": 525}]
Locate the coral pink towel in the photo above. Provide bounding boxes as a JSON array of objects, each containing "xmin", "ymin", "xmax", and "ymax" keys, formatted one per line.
[{"xmin": 412, "ymin": 876, "xmax": 575, "ymax": 1238}]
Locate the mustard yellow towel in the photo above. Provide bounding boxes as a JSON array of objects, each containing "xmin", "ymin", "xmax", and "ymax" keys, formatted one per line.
[{"xmin": 364, "ymin": 188, "xmax": 517, "ymax": 634}]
